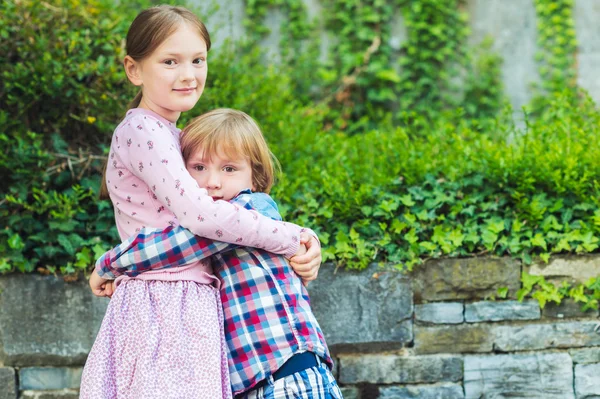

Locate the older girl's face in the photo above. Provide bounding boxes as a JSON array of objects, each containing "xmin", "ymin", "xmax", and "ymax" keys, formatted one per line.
[{"xmin": 125, "ymin": 23, "xmax": 208, "ymax": 122}]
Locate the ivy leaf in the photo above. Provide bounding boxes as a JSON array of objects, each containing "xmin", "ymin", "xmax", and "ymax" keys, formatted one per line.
[
  {"xmin": 512, "ymin": 219, "xmax": 523, "ymax": 233},
  {"xmin": 486, "ymin": 219, "xmax": 506, "ymax": 234},
  {"xmin": 58, "ymin": 234, "xmax": 75, "ymax": 255},
  {"xmin": 74, "ymin": 247, "xmax": 92, "ymax": 268},
  {"xmin": 531, "ymin": 233, "xmax": 547, "ymax": 250},
  {"xmin": 48, "ymin": 220, "xmax": 79, "ymax": 232},
  {"xmin": 581, "ymin": 232, "xmax": 599, "ymax": 252},
  {"xmin": 8, "ymin": 234, "xmax": 25, "ymax": 250},
  {"xmin": 376, "ymin": 69, "xmax": 401, "ymax": 83},
  {"xmin": 399, "ymin": 194, "xmax": 415, "ymax": 207},
  {"xmin": 497, "ymin": 287, "xmax": 509, "ymax": 299},
  {"xmin": 419, "ymin": 241, "xmax": 437, "ymax": 252},
  {"xmin": 553, "ymin": 238, "xmax": 571, "ymax": 253},
  {"xmin": 391, "ymin": 219, "xmax": 407, "ymax": 234},
  {"xmin": 482, "ymin": 230, "xmax": 498, "ymax": 250},
  {"xmin": 404, "ymin": 228, "xmax": 418, "ymax": 245}
]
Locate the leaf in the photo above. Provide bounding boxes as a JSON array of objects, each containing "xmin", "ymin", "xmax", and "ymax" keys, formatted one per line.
[
  {"xmin": 419, "ymin": 241, "xmax": 437, "ymax": 252},
  {"xmin": 497, "ymin": 287, "xmax": 509, "ymax": 299},
  {"xmin": 8, "ymin": 234, "xmax": 25, "ymax": 251},
  {"xmin": 58, "ymin": 234, "xmax": 75, "ymax": 255},
  {"xmin": 404, "ymin": 228, "xmax": 418, "ymax": 245},
  {"xmin": 399, "ymin": 194, "xmax": 415, "ymax": 207},
  {"xmin": 531, "ymin": 233, "xmax": 547, "ymax": 250}
]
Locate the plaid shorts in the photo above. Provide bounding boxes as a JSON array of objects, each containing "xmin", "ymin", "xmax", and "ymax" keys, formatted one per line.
[{"xmin": 238, "ymin": 356, "xmax": 343, "ymax": 399}]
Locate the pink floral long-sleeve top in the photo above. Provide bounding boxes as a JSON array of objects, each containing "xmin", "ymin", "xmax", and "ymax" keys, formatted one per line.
[{"xmin": 105, "ymin": 108, "xmax": 301, "ymax": 285}]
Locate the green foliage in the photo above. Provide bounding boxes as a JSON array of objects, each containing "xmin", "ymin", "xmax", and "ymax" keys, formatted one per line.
[
  {"xmin": 395, "ymin": 0, "xmax": 470, "ymax": 117},
  {"xmin": 0, "ymin": 0, "xmax": 135, "ymax": 143},
  {"xmin": 517, "ymin": 272, "xmax": 600, "ymax": 311},
  {"xmin": 243, "ymin": 0, "xmax": 506, "ymax": 129},
  {"xmin": 534, "ymin": 0, "xmax": 578, "ymax": 96},
  {"xmin": 1, "ymin": 0, "xmax": 598, "ymax": 313}
]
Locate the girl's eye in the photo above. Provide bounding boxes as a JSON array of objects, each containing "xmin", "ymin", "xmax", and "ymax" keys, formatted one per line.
[
  {"xmin": 164, "ymin": 59, "xmax": 176, "ymax": 66},
  {"xmin": 193, "ymin": 58, "xmax": 206, "ymax": 65},
  {"xmin": 194, "ymin": 165, "xmax": 205, "ymax": 171},
  {"xmin": 224, "ymin": 166, "xmax": 235, "ymax": 173}
]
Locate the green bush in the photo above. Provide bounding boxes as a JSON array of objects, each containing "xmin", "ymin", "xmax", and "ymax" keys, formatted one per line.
[{"xmin": 1, "ymin": 0, "xmax": 600, "ymax": 309}]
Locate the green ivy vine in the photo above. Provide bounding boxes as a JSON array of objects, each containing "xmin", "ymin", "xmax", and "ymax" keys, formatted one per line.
[
  {"xmin": 533, "ymin": 0, "xmax": 578, "ymax": 97},
  {"xmin": 244, "ymin": 0, "xmax": 505, "ymax": 128}
]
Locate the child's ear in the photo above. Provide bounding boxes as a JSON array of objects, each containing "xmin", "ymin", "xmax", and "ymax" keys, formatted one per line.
[{"xmin": 124, "ymin": 56, "xmax": 143, "ymax": 86}]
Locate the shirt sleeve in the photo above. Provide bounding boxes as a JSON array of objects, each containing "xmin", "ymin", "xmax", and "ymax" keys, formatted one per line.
[
  {"xmin": 96, "ymin": 192, "xmax": 318, "ymax": 278},
  {"xmin": 95, "ymin": 225, "xmax": 238, "ymax": 278},
  {"xmin": 119, "ymin": 114, "xmax": 300, "ymax": 258}
]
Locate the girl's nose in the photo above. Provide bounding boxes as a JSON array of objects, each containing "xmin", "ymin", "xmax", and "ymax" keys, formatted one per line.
[
  {"xmin": 180, "ymin": 63, "xmax": 195, "ymax": 82},
  {"xmin": 207, "ymin": 173, "xmax": 221, "ymax": 189}
]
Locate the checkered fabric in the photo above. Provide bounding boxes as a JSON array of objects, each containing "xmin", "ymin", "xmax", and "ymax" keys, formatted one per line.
[
  {"xmin": 237, "ymin": 355, "xmax": 342, "ymax": 399},
  {"xmin": 95, "ymin": 191, "xmax": 333, "ymax": 395}
]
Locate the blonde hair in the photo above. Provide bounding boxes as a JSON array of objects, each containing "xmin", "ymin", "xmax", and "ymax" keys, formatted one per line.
[
  {"xmin": 101, "ymin": 5, "xmax": 210, "ymax": 200},
  {"xmin": 181, "ymin": 109, "xmax": 280, "ymax": 193}
]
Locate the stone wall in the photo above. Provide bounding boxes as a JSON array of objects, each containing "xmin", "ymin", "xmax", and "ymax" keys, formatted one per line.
[
  {"xmin": 191, "ymin": 0, "xmax": 600, "ymax": 120},
  {"xmin": 0, "ymin": 256, "xmax": 599, "ymax": 398}
]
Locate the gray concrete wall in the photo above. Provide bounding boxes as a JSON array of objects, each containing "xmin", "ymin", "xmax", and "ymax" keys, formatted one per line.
[
  {"xmin": 1, "ymin": 255, "xmax": 599, "ymax": 398},
  {"xmin": 191, "ymin": 0, "xmax": 600, "ymax": 117}
]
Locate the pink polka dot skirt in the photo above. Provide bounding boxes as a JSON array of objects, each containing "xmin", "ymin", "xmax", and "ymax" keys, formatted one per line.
[{"xmin": 80, "ymin": 279, "xmax": 232, "ymax": 399}]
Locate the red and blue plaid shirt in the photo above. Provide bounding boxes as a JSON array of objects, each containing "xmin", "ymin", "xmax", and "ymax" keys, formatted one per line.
[{"xmin": 96, "ymin": 191, "xmax": 333, "ymax": 395}]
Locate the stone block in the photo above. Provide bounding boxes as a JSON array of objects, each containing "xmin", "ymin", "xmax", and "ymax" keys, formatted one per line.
[
  {"xmin": 569, "ymin": 347, "xmax": 600, "ymax": 365},
  {"xmin": 526, "ymin": 255, "xmax": 600, "ymax": 286},
  {"xmin": 412, "ymin": 257, "xmax": 521, "ymax": 302},
  {"xmin": 307, "ymin": 264, "xmax": 413, "ymax": 351},
  {"xmin": 0, "ymin": 367, "xmax": 16, "ymax": 399},
  {"xmin": 464, "ymin": 353, "xmax": 574, "ymax": 398},
  {"xmin": 575, "ymin": 363, "xmax": 600, "ymax": 398},
  {"xmin": 0, "ymin": 275, "xmax": 108, "ymax": 366},
  {"xmin": 415, "ymin": 303, "xmax": 464, "ymax": 324},
  {"xmin": 379, "ymin": 383, "xmax": 464, "ymax": 399},
  {"xmin": 414, "ymin": 324, "xmax": 493, "ymax": 354},
  {"xmin": 339, "ymin": 386, "xmax": 360, "ymax": 399},
  {"xmin": 416, "ymin": 320, "xmax": 600, "ymax": 354},
  {"xmin": 338, "ymin": 353, "xmax": 462, "ymax": 384},
  {"xmin": 542, "ymin": 299, "xmax": 598, "ymax": 319},
  {"xmin": 493, "ymin": 320, "xmax": 600, "ymax": 352},
  {"xmin": 19, "ymin": 390, "xmax": 79, "ymax": 399},
  {"xmin": 19, "ymin": 367, "xmax": 82, "ymax": 390},
  {"xmin": 465, "ymin": 300, "xmax": 540, "ymax": 322}
]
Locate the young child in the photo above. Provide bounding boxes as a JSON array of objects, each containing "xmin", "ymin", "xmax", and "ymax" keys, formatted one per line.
[
  {"xmin": 80, "ymin": 6, "xmax": 321, "ymax": 398},
  {"xmin": 93, "ymin": 109, "xmax": 343, "ymax": 398}
]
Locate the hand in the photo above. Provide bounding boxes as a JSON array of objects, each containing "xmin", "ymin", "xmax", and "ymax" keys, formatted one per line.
[
  {"xmin": 289, "ymin": 232, "xmax": 322, "ymax": 286},
  {"xmin": 89, "ymin": 268, "xmax": 115, "ymax": 298}
]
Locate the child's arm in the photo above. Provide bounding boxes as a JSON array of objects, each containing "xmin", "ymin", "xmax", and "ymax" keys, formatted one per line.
[
  {"xmin": 93, "ymin": 192, "xmax": 319, "ymax": 282},
  {"xmin": 95, "ymin": 225, "xmax": 236, "ymax": 279},
  {"xmin": 119, "ymin": 114, "xmax": 301, "ymax": 258}
]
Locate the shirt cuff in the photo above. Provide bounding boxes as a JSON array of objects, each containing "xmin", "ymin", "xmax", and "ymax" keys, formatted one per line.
[{"xmin": 95, "ymin": 256, "xmax": 116, "ymax": 280}]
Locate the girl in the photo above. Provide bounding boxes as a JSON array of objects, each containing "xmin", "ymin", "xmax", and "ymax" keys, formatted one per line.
[{"xmin": 80, "ymin": 6, "xmax": 320, "ymax": 398}]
